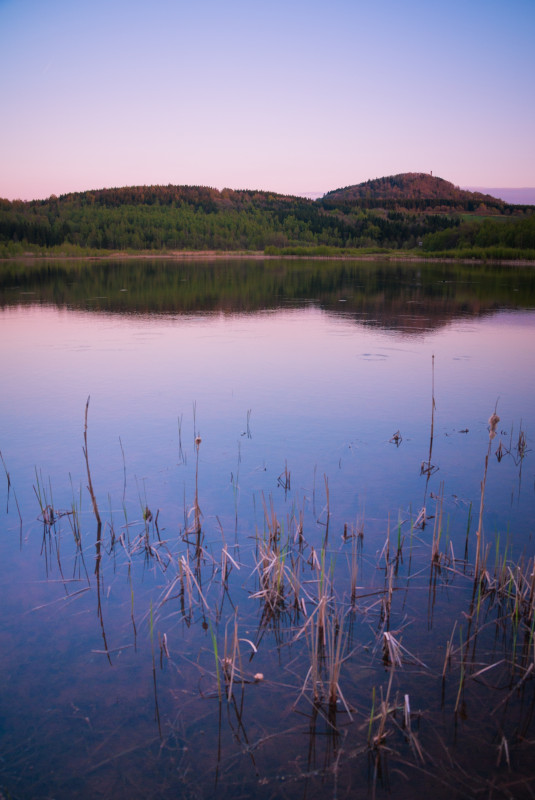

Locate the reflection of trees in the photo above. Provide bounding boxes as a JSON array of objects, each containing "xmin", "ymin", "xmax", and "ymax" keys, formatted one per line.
[{"xmin": 1, "ymin": 258, "xmax": 535, "ymax": 333}]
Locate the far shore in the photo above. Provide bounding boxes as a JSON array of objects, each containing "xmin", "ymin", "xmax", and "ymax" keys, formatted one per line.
[{"xmin": 2, "ymin": 249, "xmax": 535, "ymax": 267}]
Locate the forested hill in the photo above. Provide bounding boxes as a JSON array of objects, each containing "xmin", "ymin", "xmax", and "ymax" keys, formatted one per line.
[
  {"xmin": 50, "ymin": 185, "xmax": 303, "ymax": 213},
  {"xmin": 321, "ymin": 172, "xmax": 505, "ymax": 210},
  {"xmin": 17, "ymin": 173, "xmax": 511, "ymax": 211},
  {"xmin": 1, "ymin": 175, "xmax": 534, "ymax": 258}
]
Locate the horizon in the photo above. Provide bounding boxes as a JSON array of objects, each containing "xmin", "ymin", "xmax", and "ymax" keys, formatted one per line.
[
  {"xmin": 1, "ymin": 0, "xmax": 534, "ymax": 203},
  {"xmin": 4, "ymin": 176, "xmax": 535, "ymax": 207}
]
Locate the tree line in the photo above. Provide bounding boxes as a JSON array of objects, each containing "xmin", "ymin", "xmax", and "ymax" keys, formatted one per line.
[
  {"xmin": 0, "ymin": 184, "xmax": 533, "ymax": 257},
  {"xmin": 422, "ymin": 215, "xmax": 535, "ymax": 253}
]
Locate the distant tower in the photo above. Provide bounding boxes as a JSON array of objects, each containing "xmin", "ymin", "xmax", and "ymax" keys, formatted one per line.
[{"xmin": 430, "ymin": 171, "xmax": 433, "ymax": 177}]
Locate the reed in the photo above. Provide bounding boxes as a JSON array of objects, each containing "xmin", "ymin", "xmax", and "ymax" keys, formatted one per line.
[
  {"xmin": 149, "ymin": 601, "xmax": 162, "ymax": 736},
  {"xmin": 463, "ymin": 501, "xmax": 473, "ymax": 565},
  {"xmin": 208, "ymin": 620, "xmax": 222, "ymax": 702},
  {"xmin": 367, "ymin": 686, "xmax": 376, "ymax": 745},
  {"xmin": 34, "ymin": 467, "xmax": 52, "ymax": 526},
  {"xmin": 13, "ymin": 400, "xmax": 534, "ymax": 798},
  {"xmin": 454, "ymin": 626, "xmax": 465, "ymax": 714},
  {"xmin": 420, "ymin": 354, "xmax": 438, "ymax": 486},
  {"xmin": 177, "ymin": 413, "xmax": 185, "ymax": 464},
  {"xmin": 222, "ymin": 610, "xmax": 245, "ymax": 701},
  {"xmin": 293, "ymin": 558, "xmax": 353, "ymax": 718},
  {"xmin": 130, "ymin": 582, "xmax": 137, "ymax": 648},
  {"xmin": 513, "ymin": 421, "xmax": 528, "ymax": 465},
  {"xmin": 474, "ymin": 409, "xmax": 500, "ymax": 577},
  {"xmin": 430, "ymin": 483, "xmax": 445, "ymax": 565},
  {"xmin": 349, "ymin": 529, "xmax": 360, "ymax": 608},
  {"xmin": 0, "ymin": 449, "xmax": 22, "ymax": 524},
  {"xmin": 180, "ymin": 552, "xmax": 209, "ymax": 612},
  {"xmin": 371, "ymin": 664, "xmax": 395, "ymax": 750},
  {"xmin": 381, "ymin": 558, "xmax": 395, "ymax": 630},
  {"xmin": 83, "ymin": 396, "xmax": 102, "ymax": 530},
  {"xmin": 251, "ymin": 538, "xmax": 289, "ymax": 617},
  {"xmin": 193, "ymin": 434, "xmax": 202, "ymax": 536},
  {"xmin": 277, "ymin": 460, "xmax": 291, "ymax": 493},
  {"xmin": 395, "ymin": 513, "xmax": 404, "ymax": 566}
]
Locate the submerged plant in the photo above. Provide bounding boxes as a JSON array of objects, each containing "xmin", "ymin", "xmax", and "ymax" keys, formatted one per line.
[{"xmin": 5, "ymin": 396, "xmax": 534, "ymax": 800}]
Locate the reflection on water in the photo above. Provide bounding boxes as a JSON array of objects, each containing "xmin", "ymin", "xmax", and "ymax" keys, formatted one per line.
[
  {"xmin": 2, "ymin": 256, "xmax": 535, "ymax": 331},
  {"xmin": 1, "ymin": 258, "xmax": 535, "ymax": 799}
]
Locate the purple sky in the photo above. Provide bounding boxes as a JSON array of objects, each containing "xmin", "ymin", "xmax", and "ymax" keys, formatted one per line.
[{"xmin": 1, "ymin": 0, "xmax": 534, "ymax": 201}]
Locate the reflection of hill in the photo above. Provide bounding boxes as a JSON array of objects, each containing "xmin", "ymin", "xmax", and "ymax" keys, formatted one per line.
[{"xmin": 1, "ymin": 258, "xmax": 534, "ymax": 334}]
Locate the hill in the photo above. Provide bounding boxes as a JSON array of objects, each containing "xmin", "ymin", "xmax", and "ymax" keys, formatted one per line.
[
  {"xmin": 1, "ymin": 174, "xmax": 534, "ymax": 259},
  {"xmin": 321, "ymin": 172, "xmax": 505, "ymax": 211},
  {"xmin": 50, "ymin": 184, "xmax": 304, "ymax": 213}
]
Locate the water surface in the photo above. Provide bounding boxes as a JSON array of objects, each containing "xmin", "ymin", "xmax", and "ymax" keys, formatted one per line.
[{"xmin": 1, "ymin": 258, "xmax": 534, "ymax": 798}]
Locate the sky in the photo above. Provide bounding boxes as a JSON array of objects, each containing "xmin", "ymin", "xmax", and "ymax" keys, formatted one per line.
[{"xmin": 1, "ymin": 0, "xmax": 534, "ymax": 201}]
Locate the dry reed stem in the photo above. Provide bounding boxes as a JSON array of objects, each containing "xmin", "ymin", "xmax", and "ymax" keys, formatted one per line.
[
  {"xmin": 374, "ymin": 667, "xmax": 395, "ymax": 747},
  {"xmin": 83, "ymin": 397, "xmax": 101, "ymax": 529},
  {"xmin": 383, "ymin": 631, "xmax": 428, "ymax": 669},
  {"xmin": 0, "ymin": 449, "xmax": 22, "ymax": 523},
  {"xmin": 475, "ymin": 410, "xmax": 500, "ymax": 576},
  {"xmin": 431, "ymin": 484, "xmax": 444, "ymax": 563}
]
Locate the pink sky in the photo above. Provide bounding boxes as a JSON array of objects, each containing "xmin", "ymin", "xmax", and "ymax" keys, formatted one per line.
[{"xmin": 1, "ymin": 0, "xmax": 534, "ymax": 201}]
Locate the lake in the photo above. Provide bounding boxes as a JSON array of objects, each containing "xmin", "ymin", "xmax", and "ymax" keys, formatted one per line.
[{"xmin": 1, "ymin": 257, "xmax": 535, "ymax": 799}]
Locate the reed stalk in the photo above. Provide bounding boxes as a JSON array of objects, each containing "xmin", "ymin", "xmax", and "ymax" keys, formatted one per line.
[
  {"xmin": 454, "ymin": 626, "xmax": 465, "ymax": 714},
  {"xmin": 193, "ymin": 434, "xmax": 202, "ymax": 535},
  {"xmin": 177, "ymin": 413, "xmax": 185, "ymax": 464},
  {"xmin": 0, "ymin": 449, "xmax": 22, "ymax": 524},
  {"xmin": 150, "ymin": 601, "xmax": 162, "ymax": 736},
  {"xmin": 431, "ymin": 483, "xmax": 444, "ymax": 564},
  {"xmin": 475, "ymin": 409, "xmax": 500, "ymax": 577},
  {"xmin": 83, "ymin": 396, "xmax": 101, "ymax": 530},
  {"xmin": 367, "ymin": 686, "xmax": 376, "ymax": 745}
]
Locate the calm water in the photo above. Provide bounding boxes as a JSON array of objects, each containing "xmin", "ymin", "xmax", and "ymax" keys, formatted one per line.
[{"xmin": 1, "ymin": 258, "xmax": 535, "ymax": 799}]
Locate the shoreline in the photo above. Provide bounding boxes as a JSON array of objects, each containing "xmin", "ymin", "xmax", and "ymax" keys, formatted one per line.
[{"xmin": 1, "ymin": 249, "xmax": 535, "ymax": 267}]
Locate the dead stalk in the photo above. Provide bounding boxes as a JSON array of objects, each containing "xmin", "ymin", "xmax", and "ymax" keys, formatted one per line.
[
  {"xmin": 475, "ymin": 409, "xmax": 500, "ymax": 578},
  {"xmin": 83, "ymin": 397, "xmax": 101, "ymax": 529}
]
